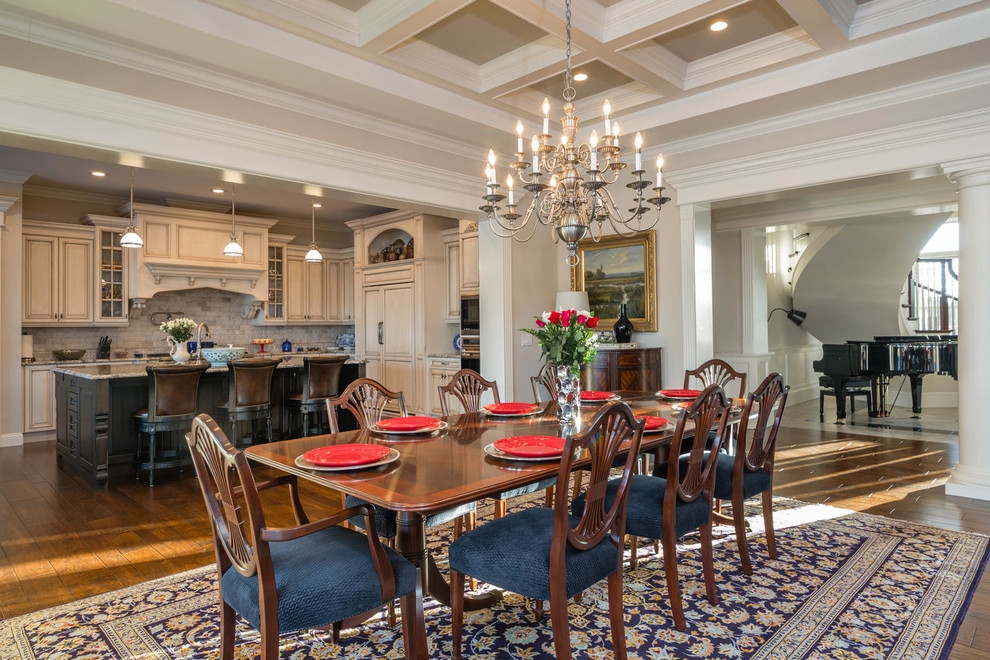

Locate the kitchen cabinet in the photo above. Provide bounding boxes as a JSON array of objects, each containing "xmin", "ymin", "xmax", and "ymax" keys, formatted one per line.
[
  {"xmin": 441, "ymin": 228, "xmax": 460, "ymax": 323},
  {"xmin": 363, "ymin": 282, "xmax": 416, "ymax": 410},
  {"xmin": 428, "ymin": 356, "xmax": 462, "ymax": 415},
  {"xmin": 285, "ymin": 248, "xmax": 327, "ymax": 323},
  {"xmin": 23, "ymin": 365, "xmax": 56, "ymax": 433},
  {"xmin": 581, "ymin": 347, "xmax": 663, "ymax": 392},
  {"xmin": 23, "ymin": 225, "xmax": 95, "ymax": 326},
  {"xmin": 326, "ymin": 249, "xmax": 355, "ymax": 324},
  {"xmin": 459, "ymin": 225, "xmax": 480, "ymax": 294},
  {"xmin": 95, "ymin": 228, "xmax": 128, "ymax": 324},
  {"xmin": 264, "ymin": 236, "xmax": 290, "ymax": 324}
]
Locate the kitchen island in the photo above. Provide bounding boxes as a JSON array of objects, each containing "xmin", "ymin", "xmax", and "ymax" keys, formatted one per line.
[{"xmin": 53, "ymin": 357, "xmax": 365, "ymax": 488}]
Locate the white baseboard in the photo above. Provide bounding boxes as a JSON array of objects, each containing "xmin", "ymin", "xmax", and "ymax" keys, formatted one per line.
[
  {"xmin": 0, "ymin": 432, "xmax": 24, "ymax": 447},
  {"xmin": 23, "ymin": 430, "xmax": 55, "ymax": 444}
]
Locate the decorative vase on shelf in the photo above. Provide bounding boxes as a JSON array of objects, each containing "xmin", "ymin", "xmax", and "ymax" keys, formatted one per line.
[
  {"xmin": 555, "ymin": 364, "xmax": 581, "ymax": 426},
  {"xmin": 167, "ymin": 336, "xmax": 190, "ymax": 364},
  {"xmin": 613, "ymin": 303, "xmax": 633, "ymax": 343}
]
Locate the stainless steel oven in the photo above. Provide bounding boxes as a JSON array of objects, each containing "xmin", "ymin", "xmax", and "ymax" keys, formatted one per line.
[
  {"xmin": 460, "ymin": 294, "xmax": 480, "ymax": 370},
  {"xmin": 460, "ymin": 294, "xmax": 479, "ymax": 331}
]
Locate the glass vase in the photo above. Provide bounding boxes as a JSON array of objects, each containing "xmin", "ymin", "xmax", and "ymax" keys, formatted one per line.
[{"xmin": 555, "ymin": 364, "xmax": 581, "ymax": 426}]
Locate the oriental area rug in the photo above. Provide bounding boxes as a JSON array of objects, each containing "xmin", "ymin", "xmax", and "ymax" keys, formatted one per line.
[{"xmin": 1, "ymin": 498, "xmax": 986, "ymax": 660}]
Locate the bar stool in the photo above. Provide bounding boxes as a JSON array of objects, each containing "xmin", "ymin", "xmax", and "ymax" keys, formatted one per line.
[
  {"xmin": 216, "ymin": 358, "xmax": 280, "ymax": 446},
  {"xmin": 134, "ymin": 362, "xmax": 210, "ymax": 486},
  {"xmin": 286, "ymin": 355, "xmax": 347, "ymax": 436}
]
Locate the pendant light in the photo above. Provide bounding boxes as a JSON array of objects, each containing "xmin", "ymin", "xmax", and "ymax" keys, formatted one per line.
[
  {"xmin": 119, "ymin": 168, "xmax": 144, "ymax": 248},
  {"xmin": 305, "ymin": 199, "xmax": 323, "ymax": 262},
  {"xmin": 223, "ymin": 183, "xmax": 244, "ymax": 257}
]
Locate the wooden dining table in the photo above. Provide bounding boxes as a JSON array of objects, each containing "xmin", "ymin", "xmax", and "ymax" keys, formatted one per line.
[{"xmin": 244, "ymin": 391, "xmax": 697, "ymax": 655}]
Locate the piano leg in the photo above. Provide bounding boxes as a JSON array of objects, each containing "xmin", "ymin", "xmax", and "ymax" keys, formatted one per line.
[
  {"xmin": 871, "ymin": 375, "xmax": 890, "ymax": 417},
  {"xmin": 834, "ymin": 380, "xmax": 848, "ymax": 423},
  {"xmin": 909, "ymin": 373, "xmax": 924, "ymax": 418}
]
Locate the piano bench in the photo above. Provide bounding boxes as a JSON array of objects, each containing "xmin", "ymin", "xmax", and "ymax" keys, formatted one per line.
[{"xmin": 820, "ymin": 386, "xmax": 872, "ymax": 421}]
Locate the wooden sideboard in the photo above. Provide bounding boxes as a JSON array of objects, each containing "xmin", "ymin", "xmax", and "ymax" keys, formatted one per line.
[{"xmin": 581, "ymin": 347, "xmax": 662, "ymax": 392}]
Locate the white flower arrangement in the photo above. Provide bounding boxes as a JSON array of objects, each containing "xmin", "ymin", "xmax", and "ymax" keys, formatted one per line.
[{"xmin": 159, "ymin": 317, "xmax": 197, "ymax": 343}]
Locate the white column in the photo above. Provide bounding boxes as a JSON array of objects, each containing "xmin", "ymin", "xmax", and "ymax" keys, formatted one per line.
[
  {"xmin": 942, "ymin": 157, "xmax": 990, "ymax": 501},
  {"xmin": 680, "ymin": 203, "xmax": 714, "ymax": 371},
  {"xmin": 737, "ymin": 228, "xmax": 773, "ymax": 383},
  {"xmin": 478, "ymin": 215, "xmax": 514, "ymax": 399},
  {"xmin": 0, "ymin": 193, "xmax": 22, "ymax": 447}
]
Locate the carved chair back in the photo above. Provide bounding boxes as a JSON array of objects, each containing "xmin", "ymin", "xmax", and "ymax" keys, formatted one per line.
[
  {"xmin": 530, "ymin": 362, "xmax": 558, "ymax": 403},
  {"xmin": 299, "ymin": 356, "xmax": 348, "ymax": 403},
  {"xmin": 326, "ymin": 377, "xmax": 407, "ymax": 434},
  {"xmin": 663, "ymin": 384, "xmax": 732, "ymax": 503},
  {"xmin": 554, "ymin": 401, "xmax": 644, "ymax": 555},
  {"xmin": 146, "ymin": 362, "xmax": 210, "ymax": 422},
  {"xmin": 439, "ymin": 369, "xmax": 500, "ymax": 415},
  {"xmin": 683, "ymin": 359, "xmax": 747, "ymax": 399},
  {"xmin": 226, "ymin": 358, "xmax": 279, "ymax": 410},
  {"xmin": 736, "ymin": 373, "xmax": 789, "ymax": 473}
]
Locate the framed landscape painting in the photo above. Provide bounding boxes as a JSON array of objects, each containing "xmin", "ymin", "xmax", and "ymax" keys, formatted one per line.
[{"xmin": 570, "ymin": 231, "xmax": 657, "ymax": 332}]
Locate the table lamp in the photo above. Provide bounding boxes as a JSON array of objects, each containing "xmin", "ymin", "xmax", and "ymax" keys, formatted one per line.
[{"xmin": 555, "ymin": 290, "xmax": 590, "ymax": 312}]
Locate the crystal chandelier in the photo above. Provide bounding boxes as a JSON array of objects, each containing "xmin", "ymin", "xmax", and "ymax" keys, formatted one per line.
[{"xmin": 480, "ymin": 0, "xmax": 669, "ymax": 266}]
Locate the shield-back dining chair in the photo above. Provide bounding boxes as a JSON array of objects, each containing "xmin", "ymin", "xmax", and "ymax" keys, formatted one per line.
[
  {"xmin": 185, "ymin": 414, "xmax": 426, "ymax": 660},
  {"xmin": 448, "ymin": 401, "xmax": 645, "ymax": 660}
]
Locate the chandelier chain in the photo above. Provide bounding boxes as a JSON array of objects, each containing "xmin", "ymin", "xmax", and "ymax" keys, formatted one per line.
[{"xmin": 563, "ymin": 0, "xmax": 575, "ymax": 102}]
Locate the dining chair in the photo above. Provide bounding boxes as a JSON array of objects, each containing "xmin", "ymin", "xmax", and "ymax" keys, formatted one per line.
[
  {"xmin": 327, "ymin": 377, "xmax": 476, "ymax": 624},
  {"xmin": 713, "ymin": 373, "xmax": 789, "ymax": 575},
  {"xmin": 576, "ymin": 384, "xmax": 731, "ymax": 631},
  {"xmin": 440, "ymin": 369, "xmax": 556, "ymax": 519},
  {"xmin": 286, "ymin": 355, "xmax": 348, "ymax": 436},
  {"xmin": 448, "ymin": 401, "xmax": 645, "ymax": 660},
  {"xmin": 530, "ymin": 361, "xmax": 558, "ymax": 403},
  {"xmin": 684, "ymin": 358, "xmax": 747, "ymax": 399},
  {"xmin": 185, "ymin": 414, "xmax": 426, "ymax": 660}
]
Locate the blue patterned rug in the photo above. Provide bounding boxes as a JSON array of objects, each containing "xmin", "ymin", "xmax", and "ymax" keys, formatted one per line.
[{"xmin": 1, "ymin": 498, "xmax": 986, "ymax": 659}]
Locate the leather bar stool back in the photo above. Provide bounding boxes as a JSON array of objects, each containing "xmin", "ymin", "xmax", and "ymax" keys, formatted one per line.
[
  {"xmin": 134, "ymin": 362, "xmax": 210, "ymax": 486},
  {"xmin": 218, "ymin": 358, "xmax": 280, "ymax": 446},
  {"xmin": 287, "ymin": 356, "xmax": 348, "ymax": 436}
]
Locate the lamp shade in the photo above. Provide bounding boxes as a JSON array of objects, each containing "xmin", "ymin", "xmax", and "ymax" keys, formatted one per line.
[
  {"xmin": 768, "ymin": 307, "xmax": 807, "ymax": 326},
  {"xmin": 119, "ymin": 228, "xmax": 143, "ymax": 248},
  {"xmin": 223, "ymin": 239, "xmax": 244, "ymax": 257},
  {"xmin": 555, "ymin": 290, "xmax": 590, "ymax": 312},
  {"xmin": 304, "ymin": 246, "xmax": 323, "ymax": 262}
]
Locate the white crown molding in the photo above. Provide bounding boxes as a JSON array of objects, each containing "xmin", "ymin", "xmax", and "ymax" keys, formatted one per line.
[
  {"xmin": 235, "ymin": 0, "xmax": 359, "ymax": 45},
  {"xmin": 685, "ymin": 27, "xmax": 818, "ymax": 90},
  {"xmin": 851, "ymin": 0, "xmax": 982, "ymax": 39},
  {"xmin": 357, "ymin": 0, "xmax": 434, "ymax": 46},
  {"xmin": 0, "ymin": 6, "xmax": 482, "ymax": 162},
  {"xmin": 480, "ymin": 36, "xmax": 568, "ymax": 93},
  {"xmin": 661, "ymin": 64, "xmax": 990, "ymax": 157},
  {"xmin": 0, "ymin": 67, "xmax": 482, "ymax": 215},
  {"xmin": 818, "ymin": 0, "xmax": 857, "ymax": 34},
  {"xmin": 618, "ymin": 42, "xmax": 687, "ymax": 90},
  {"xmin": 0, "ymin": 195, "xmax": 17, "ymax": 229},
  {"xmin": 667, "ymin": 108, "xmax": 990, "ymax": 205},
  {"xmin": 385, "ymin": 39, "xmax": 482, "ymax": 92},
  {"xmin": 603, "ymin": 0, "xmax": 723, "ymax": 44},
  {"xmin": 0, "ymin": 169, "xmax": 31, "ymax": 184},
  {"xmin": 23, "ymin": 184, "xmax": 124, "ymax": 207}
]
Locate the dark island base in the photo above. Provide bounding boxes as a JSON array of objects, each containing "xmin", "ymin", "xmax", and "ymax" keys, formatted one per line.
[{"xmin": 55, "ymin": 362, "xmax": 365, "ymax": 489}]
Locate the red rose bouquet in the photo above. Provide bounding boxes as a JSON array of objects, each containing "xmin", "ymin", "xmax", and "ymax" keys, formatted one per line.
[{"xmin": 523, "ymin": 308, "xmax": 599, "ymax": 372}]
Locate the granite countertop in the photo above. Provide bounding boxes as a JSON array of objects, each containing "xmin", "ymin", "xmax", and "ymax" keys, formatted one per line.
[
  {"xmin": 53, "ymin": 355, "xmax": 364, "ymax": 380},
  {"xmin": 28, "ymin": 350, "xmax": 354, "ymax": 368},
  {"xmin": 428, "ymin": 353, "xmax": 462, "ymax": 359}
]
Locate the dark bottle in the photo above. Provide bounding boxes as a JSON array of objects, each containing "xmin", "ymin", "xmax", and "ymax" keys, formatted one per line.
[{"xmin": 613, "ymin": 304, "xmax": 633, "ymax": 343}]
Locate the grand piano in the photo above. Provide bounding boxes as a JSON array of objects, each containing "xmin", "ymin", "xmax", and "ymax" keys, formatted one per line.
[{"xmin": 812, "ymin": 335, "xmax": 957, "ymax": 421}]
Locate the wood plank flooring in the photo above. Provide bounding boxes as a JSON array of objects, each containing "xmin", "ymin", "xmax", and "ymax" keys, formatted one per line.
[{"xmin": 0, "ymin": 426, "xmax": 987, "ymax": 658}]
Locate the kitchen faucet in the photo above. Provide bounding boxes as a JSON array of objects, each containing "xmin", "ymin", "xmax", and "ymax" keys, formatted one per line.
[{"xmin": 195, "ymin": 322, "xmax": 210, "ymax": 362}]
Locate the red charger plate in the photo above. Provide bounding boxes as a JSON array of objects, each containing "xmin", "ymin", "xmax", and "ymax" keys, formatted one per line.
[
  {"xmin": 494, "ymin": 436, "xmax": 567, "ymax": 458},
  {"xmin": 302, "ymin": 444, "xmax": 390, "ymax": 467},
  {"xmin": 580, "ymin": 391, "xmax": 615, "ymax": 401},
  {"xmin": 636, "ymin": 416, "xmax": 669, "ymax": 431},
  {"xmin": 658, "ymin": 389, "xmax": 702, "ymax": 399},
  {"xmin": 484, "ymin": 402, "xmax": 540, "ymax": 415},
  {"xmin": 376, "ymin": 416, "xmax": 442, "ymax": 432}
]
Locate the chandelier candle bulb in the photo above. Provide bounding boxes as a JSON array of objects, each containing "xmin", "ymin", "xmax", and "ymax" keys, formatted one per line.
[
  {"xmin": 507, "ymin": 175, "xmax": 514, "ymax": 205},
  {"xmin": 657, "ymin": 154, "xmax": 664, "ymax": 186},
  {"xmin": 531, "ymin": 136, "xmax": 539, "ymax": 171},
  {"xmin": 515, "ymin": 120, "xmax": 524, "ymax": 153},
  {"xmin": 604, "ymin": 100, "xmax": 611, "ymax": 136},
  {"xmin": 634, "ymin": 133, "xmax": 643, "ymax": 170},
  {"xmin": 542, "ymin": 98, "xmax": 550, "ymax": 134},
  {"xmin": 590, "ymin": 130, "xmax": 598, "ymax": 169}
]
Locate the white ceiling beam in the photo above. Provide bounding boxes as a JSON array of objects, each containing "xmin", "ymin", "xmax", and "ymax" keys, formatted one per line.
[
  {"xmin": 776, "ymin": 0, "xmax": 850, "ymax": 48},
  {"xmin": 602, "ymin": 0, "xmax": 750, "ymax": 49},
  {"xmin": 357, "ymin": 0, "xmax": 472, "ymax": 53}
]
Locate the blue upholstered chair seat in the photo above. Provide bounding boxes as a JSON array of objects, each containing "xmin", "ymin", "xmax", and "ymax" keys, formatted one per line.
[
  {"xmin": 573, "ymin": 475, "xmax": 711, "ymax": 540},
  {"xmin": 221, "ymin": 524, "xmax": 416, "ymax": 633},
  {"xmin": 659, "ymin": 453, "xmax": 772, "ymax": 501},
  {"xmin": 495, "ymin": 477, "xmax": 557, "ymax": 501},
  {"xmin": 448, "ymin": 507, "xmax": 619, "ymax": 601},
  {"xmin": 345, "ymin": 495, "xmax": 476, "ymax": 538}
]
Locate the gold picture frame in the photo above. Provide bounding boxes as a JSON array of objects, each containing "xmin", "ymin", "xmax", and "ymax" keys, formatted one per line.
[{"xmin": 570, "ymin": 231, "xmax": 657, "ymax": 332}]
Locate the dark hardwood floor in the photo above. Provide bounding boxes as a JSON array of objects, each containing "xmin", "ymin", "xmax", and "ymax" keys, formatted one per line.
[{"xmin": 0, "ymin": 425, "xmax": 987, "ymax": 658}]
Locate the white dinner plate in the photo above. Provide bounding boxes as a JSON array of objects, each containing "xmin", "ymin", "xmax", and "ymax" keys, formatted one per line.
[
  {"xmin": 483, "ymin": 443, "xmax": 564, "ymax": 462},
  {"xmin": 294, "ymin": 448, "xmax": 400, "ymax": 472},
  {"xmin": 370, "ymin": 420, "xmax": 449, "ymax": 435}
]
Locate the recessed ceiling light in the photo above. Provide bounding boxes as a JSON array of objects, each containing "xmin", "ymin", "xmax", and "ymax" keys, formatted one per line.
[
  {"xmin": 312, "ymin": 202, "xmax": 322, "ymax": 208},
  {"xmin": 710, "ymin": 20, "xmax": 728, "ymax": 31},
  {"xmin": 212, "ymin": 187, "xmax": 225, "ymax": 194},
  {"xmin": 91, "ymin": 170, "xmax": 106, "ymax": 177},
  {"xmin": 573, "ymin": 72, "xmax": 588, "ymax": 82}
]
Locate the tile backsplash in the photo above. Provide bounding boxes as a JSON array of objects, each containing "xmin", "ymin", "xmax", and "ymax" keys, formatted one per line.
[{"xmin": 27, "ymin": 288, "xmax": 353, "ymax": 359}]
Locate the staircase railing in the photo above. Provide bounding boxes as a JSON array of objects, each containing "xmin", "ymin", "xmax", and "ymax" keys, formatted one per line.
[{"xmin": 907, "ymin": 258, "xmax": 958, "ymax": 333}]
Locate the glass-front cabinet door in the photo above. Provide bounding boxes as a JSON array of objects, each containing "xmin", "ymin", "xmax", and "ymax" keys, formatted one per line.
[
  {"xmin": 97, "ymin": 229, "xmax": 127, "ymax": 323},
  {"xmin": 266, "ymin": 244, "xmax": 286, "ymax": 322}
]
